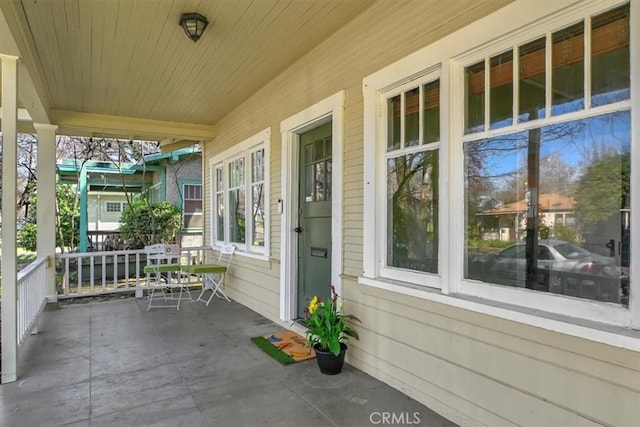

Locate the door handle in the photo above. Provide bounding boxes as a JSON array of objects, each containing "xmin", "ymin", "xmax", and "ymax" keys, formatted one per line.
[{"xmin": 294, "ymin": 226, "xmax": 302, "ymax": 233}]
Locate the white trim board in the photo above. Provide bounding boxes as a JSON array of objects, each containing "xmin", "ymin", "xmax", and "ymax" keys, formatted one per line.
[
  {"xmin": 279, "ymin": 91, "xmax": 345, "ymax": 321},
  {"xmin": 361, "ymin": 0, "xmax": 638, "ymax": 335}
]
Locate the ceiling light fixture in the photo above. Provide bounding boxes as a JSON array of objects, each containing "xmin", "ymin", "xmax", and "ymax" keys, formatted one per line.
[{"xmin": 179, "ymin": 12, "xmax": 209, "ymax": 42}]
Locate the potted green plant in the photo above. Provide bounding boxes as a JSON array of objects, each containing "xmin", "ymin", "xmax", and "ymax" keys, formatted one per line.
[{"xmin": 304, "ymin": 286, "xmax": 361, "ymax": 375}]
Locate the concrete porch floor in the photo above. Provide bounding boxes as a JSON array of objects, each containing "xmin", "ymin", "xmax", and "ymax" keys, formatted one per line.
[{"xmin": 0, "ymin": 295, "xmax": 455, "ymax": 426}]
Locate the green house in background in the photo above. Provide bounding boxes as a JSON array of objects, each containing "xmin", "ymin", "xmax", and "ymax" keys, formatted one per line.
[{"xmin": 56, "ymin": 146, "xmax": 203, "ymax": 252}]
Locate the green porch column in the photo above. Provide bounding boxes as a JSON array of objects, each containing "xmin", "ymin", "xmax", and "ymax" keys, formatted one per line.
[
  {"xmin": 79, "ymin": 166, "xmax": 89, "ymax": 252},
  {"xmin": 160, "ymin": 167, "xmax": 167, "ymax": 201},
  {"xmin": 1, "ymin": 54, "xmax": 19, "ymax": 383},
  {"xmin": 34, "ymin": 123, "xmax": 58, "ymax": 301}
]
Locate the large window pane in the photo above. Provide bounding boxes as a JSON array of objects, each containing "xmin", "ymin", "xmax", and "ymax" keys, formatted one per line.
[
  {"xmin": 184, "ymin": 214, "xmax": 203, "ymax": 228},
  {"xmin": 252, "ymin": 149, "xmax": 264, "ymax": 182},
  {"xmin": 229, "ymin": 158, "xmax": 246, "ymax": 244},
  {"xmin": 251, "ymin": 183, "xmax": 264, "ymax": 247},
  {"xmin": 229, "ymin": 188, "xmax": 246, "ymax": 244},
  {"xmin": 250, "ymin": 149, "xmax": 265, "ymax": 247},
  {"xmin": 465, "ymin": 61, "xmax": 485, "ymax": 133},
  {"xmin": 465, "ymin": 111, "xmax": 630, "ymax": 305},
  {"xmin": 215, "ymin": 167, "xmax": 224, "ymax": 241},
  {"xmin": 489, "ymin": 51, "xmax": 513, "ymax": 129},
  {"xmin": 519, "ymin": 37, "xmax": 546, "ymax": 122},
  {"xmin": 591, "ymin": 4, "xmax": 630, "ymax": 107},
  {"xmin": 387, "ymin": 150, "xmax": 439, "ymax": 273},
  {"xmin": 552, "ymin": 22, "xmax": 585, "ymax": 115},
  {"xmin": 216, "ymin": 193, "xmax": 224, "ymax": 240}
]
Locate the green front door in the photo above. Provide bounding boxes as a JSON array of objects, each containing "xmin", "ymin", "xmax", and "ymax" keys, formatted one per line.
[{"xmin": 297, "ymin": 122, "xmax": 332, "ymax": 318}]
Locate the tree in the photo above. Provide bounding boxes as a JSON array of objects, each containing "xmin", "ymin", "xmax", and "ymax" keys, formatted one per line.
[
  {"xmin": 17, "ymin": 134, "xmax": 39, "ymax": 219},
  {"xmin": 574, "ymin": 153, "xmax": 630, "ymax": 229},
  {"xmin": 54, "ymin": 136, "xmax": 160, "ymax": 251},
  {"xmin": 17, "ymin": 184, "xmax": 80, "ymax": 251}
]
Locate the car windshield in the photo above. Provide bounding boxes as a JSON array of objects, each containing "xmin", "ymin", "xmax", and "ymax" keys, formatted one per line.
[{"xmin": 552, "ymin": 242, "xmax": 591, "ymax": 259}]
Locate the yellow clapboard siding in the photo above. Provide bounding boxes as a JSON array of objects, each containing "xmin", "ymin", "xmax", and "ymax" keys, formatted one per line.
[{"xmin": 199, "ymin": 1, "xmax": 639, "ymax": 426}]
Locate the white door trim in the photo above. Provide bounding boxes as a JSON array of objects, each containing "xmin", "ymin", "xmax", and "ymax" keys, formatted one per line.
[{"xmin": 279, "ymin": 91, "xmax": 345, "ymax": 321}]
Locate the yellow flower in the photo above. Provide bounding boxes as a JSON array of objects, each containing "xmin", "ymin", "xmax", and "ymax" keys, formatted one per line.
[{"xmin": 308, "ymin": 296, "xmax": 319, "ymax": 314}]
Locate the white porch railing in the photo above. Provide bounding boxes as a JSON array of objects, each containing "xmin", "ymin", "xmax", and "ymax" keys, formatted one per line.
[
  {"xmin": 55, "ymin": 246, "xmax": 209, "ymax": 298},
  {"xmin": 17, "ymin": 256, "xmax": 48, "ymax": 345}
]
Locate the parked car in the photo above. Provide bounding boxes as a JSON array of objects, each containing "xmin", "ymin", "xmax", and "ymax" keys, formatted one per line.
[{"xmin": 474, "ymin": 239, "xmax": 618, "ymax": 290}]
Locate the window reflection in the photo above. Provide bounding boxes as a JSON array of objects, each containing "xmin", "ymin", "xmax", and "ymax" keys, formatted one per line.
[
  {"xmin": 591, "ymin": 4, "xmax": 630, "ymax": 107},
  {"xmin": 423, "ymin": 80, "xmax": 440, "ymax": 144},
  {"xmin": 489, "ymin": 51, "xmax": 513, "ymax": 129},
  {"xmin": 388, "ymin": 95, "xmax": 401, "ymax": 151},
  {"xmin": 229, "ymin": 158, "xmax": 246, "ymax": 244},
  {"xmin": 387, "ymin": 150, "xmax": 439, "ymax": 273},
  {"xmin": 551, "ymin": 22, "xmax": 585, "ymax": 115},
  {"xmin": 465, "ymin": 111, "xmax": 630, "ymax": 306},
  {"xmin": 465, "ymin": 61, "xmax": 485, "ymax": 133},
  {"xmin": 251, "ymin": 184, "xmax": 264, "ymax": 246},
  {"xmin": 519, "ymin": 37, "xmax": 546, "ymax": 122},
  {"xmin": 215, "ymin": 167, "xmax": 224, "ymax": 241},
  {"xmin": 406, "ymin": 88, "xmax": 420, "ymax": 146}
]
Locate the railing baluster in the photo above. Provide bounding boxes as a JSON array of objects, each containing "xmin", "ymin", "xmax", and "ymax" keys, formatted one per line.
[
  {"xmin": 90, "ymin": 255, "xmax": 95, "ymax": 293},
  {"xmin": 17, "ymin": 257, "xmax": 48, "ymax": 346},
  {"xmin": 135, "ymin": 253, "xmax": 141, "ymax": 288},
  {"xmin": 53, "ymin": 246, "xmax": 207, "ymax": 298},
  {"xmin": 113, "ymin": 254, "xmax": 118, "ymax": 290},
  {"xmin": 124, "ymin": 253, "xmax": 130, "ymax": 290},
  {"xmin": 77, "ymin": 256, "xmax": 83, "ymax": 295},
  {"xmin": 64, "ymin": 258, "xmax": 70, "ymax": 294},
  {"xmin": 102, "ymin": 255, "xmax": 107, "ymax": 291}
]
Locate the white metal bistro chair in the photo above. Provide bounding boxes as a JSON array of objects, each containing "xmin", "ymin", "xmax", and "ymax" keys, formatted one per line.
[
  {"xmin": 143, "ymin": 243, "xmax": 191, "ymax": 310},
  {"xmin": 185, "ymin": 244, "xmax": 235, "ymax": 306}
]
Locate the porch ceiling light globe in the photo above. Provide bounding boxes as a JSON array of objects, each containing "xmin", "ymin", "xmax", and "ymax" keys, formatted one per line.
[{"xmin": 179, "ymin": 12, "xmax": 209, "ymax": 42}]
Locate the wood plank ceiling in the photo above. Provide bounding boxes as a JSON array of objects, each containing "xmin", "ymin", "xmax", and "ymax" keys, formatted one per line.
[{"xmin": 1, "ymin": 0, "xmax": 375, "ymax": 141}]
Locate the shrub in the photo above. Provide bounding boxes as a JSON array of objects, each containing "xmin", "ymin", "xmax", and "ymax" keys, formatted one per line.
[{"xmin": 118, "ymin": 200, "xmax": 182, "ymax": 247}]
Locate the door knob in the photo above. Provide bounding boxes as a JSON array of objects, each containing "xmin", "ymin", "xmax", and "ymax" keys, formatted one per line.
[{"xmin": 294, "ymin": 226, "xmax": 302, "ymax": 233}]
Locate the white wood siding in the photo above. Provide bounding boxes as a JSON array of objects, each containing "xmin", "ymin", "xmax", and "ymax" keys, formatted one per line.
[{"xmin": 203, "ymin": 0, "xmax": 640, "ymax": 425}]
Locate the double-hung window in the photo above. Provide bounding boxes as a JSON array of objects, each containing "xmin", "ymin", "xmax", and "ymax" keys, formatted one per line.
[
  {"xmin": 210, "ymin": 128, "xmax": 270, "ymax": 257},
  {"xmin": 363, "ymin": 0, "xmax": 636, "ymax": 328},
  {"xmin": 382, "ymin": 74, "xmax": 441, "ymax": 284},
  {"xmin": 462, "ymin": 3, "xmax": 631, "ymax": 312},
  {"xmin": 182, "ymin": 183, "xmax": 203, "ymax": 230}
]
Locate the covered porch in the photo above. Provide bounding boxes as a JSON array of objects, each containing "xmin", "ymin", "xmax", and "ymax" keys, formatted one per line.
[
  {"xmin": 0, "ymin": 0, "xmax": 375, "ymax": 384},
  {"xmin": 0, "ymin": 297, "xmax": 451, "ymax": 426}
]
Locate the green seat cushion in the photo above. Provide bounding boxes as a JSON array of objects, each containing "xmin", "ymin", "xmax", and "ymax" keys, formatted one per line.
[
  {"xmin": 182, "ymin": 264, "xmax": 227, "ymax": 274},
  {"xmin": 144, "ymin": 263, "xmax": 182, "ymax": 274}
]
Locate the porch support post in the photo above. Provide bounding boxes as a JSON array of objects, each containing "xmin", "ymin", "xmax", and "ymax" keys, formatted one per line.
[
  {"xmin": 79, "ymin": 165, "xmax": 88, "ymax": 252},
  {"xmin": 34, "ymin": 123, "xmax": 59, "ymax": 302},
  {"xmin": 1, "ymin": 54, "xmax": 19, "ymax": 383}
]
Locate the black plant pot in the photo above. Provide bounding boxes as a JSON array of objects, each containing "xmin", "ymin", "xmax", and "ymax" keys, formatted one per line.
[{"xmin": 314, "ymin": 343, "xmax": 347, "ymax": 375}]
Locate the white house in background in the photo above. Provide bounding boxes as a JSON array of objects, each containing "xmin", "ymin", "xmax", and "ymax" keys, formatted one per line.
[{"xmin": 56, "ymin": 147, "xmax": 203, "ymax": 250}]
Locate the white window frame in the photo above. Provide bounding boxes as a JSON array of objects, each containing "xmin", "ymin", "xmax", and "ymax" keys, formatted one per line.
[
  {"xmin": 212, "ymin": 164, "xmax": 225, "ymax": 246},
  {"xmin": 182, "ymin": 183, "xmax": 203, "ymax": 230},
  {"xmin": 248, "ymin": 146, "xmax": 266, "ymax": 253},
  {"xmin": 362, "ymin": 0, "xmax": 640, "ymax": 336},
  {"xmin": 378, "ymin": 71, "xmax": 443, "ymax": 288},
  {"xmin": 209, "ymin": 128, "xmax": 270, "ymax": 259}
]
